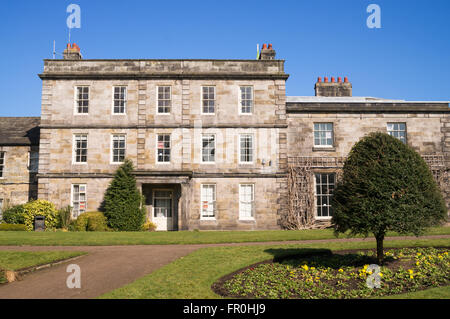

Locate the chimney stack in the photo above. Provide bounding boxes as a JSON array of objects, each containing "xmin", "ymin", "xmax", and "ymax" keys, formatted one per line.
[
  {"xmin": 258, "ymin": 43, "xmax": 276, "ymax": 60},
  {"xmin": 315, "ymin": 76, "xmax": 352, "ymax": 97},
  {"xmin": 63, "ymin": 43, "xmax": 82, "ymax": 60}
]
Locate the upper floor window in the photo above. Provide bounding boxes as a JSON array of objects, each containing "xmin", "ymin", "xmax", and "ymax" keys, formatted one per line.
[
  {"xmin": 74, "ymin": 134, "xmax": 88, "ymax": 164},
  {"xmin": 112, "ymin": 134, "xmax": 126, "ymax": 163},
  {"xmin": 202, "ymin": 134, "xmax": 215, "ymax": 163},
  {"xmin": 201, "ymin": 184, "xmax": 216, "ymax": 219},
  {"xmin": 72, "ymin": 184, "xmax": 86, "ymax": 218},
  {"xmin": 387, "ymin": 123, "xmax": 406, "ymax": 143},
  {"xmin": 239, "ymin": 86, "xmax": 253, "ymax": 114},
  {"xmin": 0, "ymin": 152, "xmax": 4, "ymax": 178},
  {"xmin": 202, "ymin": 86, "xmax": 215, "ymax": 114},
  {"xmin": 315, "ymin": 173, "xmax": 335, "ymax": 219},
  {"xmin": 157, "ymin": 86, "xmax": 171, "ymax": 114},
  {"xmin": 113, "ymin": 86, "xmax": 127, "ymax": 114},
  {"xmin": 157, "ymin": 134, "xmax": 171, "ymax": 163},
  {"xmin": 75, "ymin": 86, "xmax": 89, "ymax": 114},
  {"xmin": 29, "ymin": 151, "xmax": 39, "ymax": 173},
  {"xmin": 314, "ymin": 123, "xmax": 334, "ymax": 147},
  {"xmin": 239, "ymin": 134, "xmax": 254, "ymax": 163}
]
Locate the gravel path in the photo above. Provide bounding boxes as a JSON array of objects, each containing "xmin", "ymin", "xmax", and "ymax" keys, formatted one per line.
[{"xmin": 0, "ymin": 234, "xmax": 449, "ymax": 299}]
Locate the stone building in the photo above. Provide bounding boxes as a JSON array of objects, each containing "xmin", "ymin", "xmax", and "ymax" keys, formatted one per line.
[
  {"xmin": 0, "ymin": 44, "xmax": 448, "ymax": 229},
  {"xmin": 0, "ymin": 117, "xmax": 40, "ymax": 219}
]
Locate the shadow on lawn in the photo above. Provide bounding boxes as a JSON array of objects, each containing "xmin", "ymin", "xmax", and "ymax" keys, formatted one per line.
[{"xmin": 264, "ymin": 247, "xmax": 381, "ymax": 269}]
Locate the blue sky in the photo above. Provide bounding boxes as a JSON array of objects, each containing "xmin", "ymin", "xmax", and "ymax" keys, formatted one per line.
[{"xmin": 0, "ymin": 0, "xmax": 449, "ymax": 116}]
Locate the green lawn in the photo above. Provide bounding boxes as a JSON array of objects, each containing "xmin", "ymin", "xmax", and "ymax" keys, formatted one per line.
[
  {"xmin": 0, "ymin": 226, "xmax": 449, "ymax": 246},
  {"xmin": 99, "ymin": 238, "xmax": 450, "ymax": 299},
  {"xmin": 0, "ymin": 251, "xmax": 86, "ymax": 270},
  {"xmin": 0, "ymin": 251, "xmax": 86, "ymax": 284}
]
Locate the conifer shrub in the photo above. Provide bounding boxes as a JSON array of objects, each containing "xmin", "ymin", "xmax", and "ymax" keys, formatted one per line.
[
  {"xmin": 103, "ymin": 159, "xmax": 146, "ymax": 231},
  {"xmin": 332, "ymin": 132, "xmax": 447, "ymax": 264}
]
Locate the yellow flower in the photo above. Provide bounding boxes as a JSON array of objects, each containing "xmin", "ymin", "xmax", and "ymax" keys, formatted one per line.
[
  {"xmin": 417, "ymin": 253, "xmax": 421, "ymax": 256},
  {"xmin": 310, "ymin": 267, "xmax": 315, "ymax": 270},
  {"xmin": 379, "ymin": 273, "xmax": 383, "ymax": 277},
  {"xmin": 408, "ymin": 269, "xmax": 414, "ymax": 274},
  {"xmin": 416, "ymin": 261, "xmax": 420, "ymax": 266},
  {"xmin": 410, "ymin": 275, "xmax": 414, "ymax": 279},
  {"xmin": 315, "ymin": 277, "xmax": 320, "ymax": 280},
  {"xmin": 302, "ymin": 265, "xmax": 309, "ymax": 271},
  {"xmin": 338, "ymin": 269, "xmax": 344, "ymax": 273}
]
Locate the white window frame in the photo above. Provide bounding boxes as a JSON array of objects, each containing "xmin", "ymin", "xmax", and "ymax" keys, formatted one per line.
[
  {"xmin": 238, "ymin": 86, "xmax": 253, "ymax": 115},
  {"xmin": 156, "ymin": 86, "xmax": 172, "ymax": 114},
  {"xmin": 71, "ymin": 184, "xmax": 87, "ymax": 219},
  {"xmin": 73, "ymin": 134, "xmax": 88, "ymax": 164},
  {"xmin": 156, "ymin": 134, "xmax": 171, "ymax": 164},
  {"xmin": 200, "ymin": 184, "xmax": 216, "ymax": 220},
  {"xmin": 238, "ymin": 134, "xmax": 254, "ymax": 164},
  {"xmin": 0, "ymin": 199, "xmax": 3, "ymax": 221},
  {"xmin": 239, "ymin": 184, "xmax": 255, "ymax": 220},
  {"xmin": 201, "ymin": 86, "xmax": 216, "ymax": 115},
  {"xmin": 387, "ymin": 122, "xmax": 407, "ymax": 143},
  {"xmin": 112, "ymin": 86, "xmax": 127, "ymax": 115},
  {"xmin": 74, "ymin": 86, "xmax": 89, "ymax": 115},
  {"xmin": 0, "ymin": 151, "xmax": 5, "ymax": 179},
  {"xmin": 201, "ymin": 134, "xmax": 216, "ymax": 163},
  {"xmin": 314, "ymin": 173, "xmax": 335, "ymax": 220},
  {"xmin": 313, "ymin": 123, "xmax": 334, "ymax": 148},
  {"xmin": 28, "ymin": 151, "xmax": 39, "ymax": 173},
  {"xmin": 111, "ymin": 134, "xmax": 126, "ymax": 164}
]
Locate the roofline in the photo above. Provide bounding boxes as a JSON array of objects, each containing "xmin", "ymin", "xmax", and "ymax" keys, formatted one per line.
[
  {"xmin": 43, "ymin": 58, "xmax": 286, "ymax": 62},
  {"xmin": 38, "ymin": 73, "xmax": 290, "ymax": 80},
  {"xmin": 286, "ymin": 102, "xmax": 450, "ymax": 113}
]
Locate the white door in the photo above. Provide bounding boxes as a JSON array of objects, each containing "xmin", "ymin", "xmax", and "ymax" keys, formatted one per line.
[{"xmin": 152, "ymin": 189, "xmax": 173, "ymax": 231}]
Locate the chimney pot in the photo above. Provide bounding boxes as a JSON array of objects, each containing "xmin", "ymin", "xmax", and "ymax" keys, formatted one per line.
[
  {"xmin": 338, "ymin": 77, "xmax": 342, "ymax": 83},
  {"xmin": 324, "ymin": 77, "xmax": 328, "ymax": 83},
  {"xmin": 258, "ymin": 43, "xmax": 276, "ymax": 60},
  {"xmin": 317, "ymin": 77, "xmax": 322, "ymax": 83},
  {"xmin": 331, "ymin": 77, "xmax": 335, "ymax": 83},
  {"xmin": 63, "ymin": 43, "xmax": 82, "ymax": 60},
  {"xmin": 344, "ymin": 77, "xmax": 349, "ymax": 83},
  {"xmin": 268, "ymin": 43, "xmax": 273, "ymax": 49},
  {"xmin": 262, "ymin": 43, "xmax": 267, "ymax": 50}
]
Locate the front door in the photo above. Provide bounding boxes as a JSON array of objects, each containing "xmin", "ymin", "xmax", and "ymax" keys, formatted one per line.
[{"xmin": 152, "ymin": 189, "xmax": 173, "ymax": 231}]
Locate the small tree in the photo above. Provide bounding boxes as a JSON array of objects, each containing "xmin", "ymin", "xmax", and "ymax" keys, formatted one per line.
[
  {"xmin": 332, "ymin": 132, "xmax": 447, "ymax": 264},
  {"xmin": 103, "ymin": 159, "xmax": 145, "ymax": 231}
]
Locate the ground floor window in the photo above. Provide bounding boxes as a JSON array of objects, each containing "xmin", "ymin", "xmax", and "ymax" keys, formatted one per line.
[
  {"xmin": 239, "ymin": 184, "xmax": 254, "ymax": 219},
  {"xmin": 72, "ymin": 184, "xmax": 86, "ymax": 218},
  {"xmin": 201, "ymin": 184, "xmax": 216, "ymax": 219},
  {"xmin": 314, "ymin": 173, "xmax": 335, "ymax": 218}
]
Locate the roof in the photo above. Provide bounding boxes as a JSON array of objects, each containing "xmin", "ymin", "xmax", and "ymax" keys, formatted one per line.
[
  {"xmin": 0, "ymin": 117, "xmax": 40, "ymax": 146},
  {"xmin": 287, "ymin": 96, "xmax": 450, "ymax": 104},
  {"xmin": 286, "ymin": 96, "xmax": 450, "ymax": 113}
]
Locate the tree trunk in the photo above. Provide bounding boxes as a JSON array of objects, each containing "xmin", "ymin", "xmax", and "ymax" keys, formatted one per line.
[{"xmin": 375, "ymin": 233, "xmax": 385, "ymax": 265}]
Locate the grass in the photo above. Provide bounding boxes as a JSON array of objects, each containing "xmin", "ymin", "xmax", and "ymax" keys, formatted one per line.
[
  {"xmin": 0, "ymin": 251, "xmax": 86, "ymax": 284},
  {"xmin": 0, "ymin": 226, "xmax": 449, "ymax": 246},
  {"xmin": 99, "ymin": 238, "xmax": 450, "ymax": 299},
  {"xmin": 0, "ymin": 251, "xmax": 86, "ymax": 270}
]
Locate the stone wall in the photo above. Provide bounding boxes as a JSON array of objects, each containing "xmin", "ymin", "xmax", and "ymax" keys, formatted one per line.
[{"xmin": 0, "ymin": 145, "xmax": 37, "ymax": 207}]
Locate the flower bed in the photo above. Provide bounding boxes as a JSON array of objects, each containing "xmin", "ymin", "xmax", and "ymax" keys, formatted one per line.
[{"xmin": 214, "ymin": 247, "xmax": 450, "ymax": 299}]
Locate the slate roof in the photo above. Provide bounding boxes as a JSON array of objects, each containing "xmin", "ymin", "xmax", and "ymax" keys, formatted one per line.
[{"xmin": 0, "ymin": 117, "xmax": 40, "ymax": 146}]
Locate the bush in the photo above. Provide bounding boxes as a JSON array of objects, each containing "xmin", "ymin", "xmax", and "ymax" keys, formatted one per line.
[
  {"xmin": 73, "ymin": 212, "xmax": 109, "ymax": 232},
  {"xmin": 2, "ymin": 204, "xmax": 26, "ymax": 224},
  {"xmin": 0, "ymin": 224, "xmax": 27, "ymax": 231},
  {"xmin": 22, "ymin": 200, "xmax": 59, "ymax": 231},
  {"xmin": 58, "ymin": 206, "xmax": 72, "ymax": 229},
  {"xmin": 103, "ymin": 159, "xmax": 146, "ymax": 231},
  {"xmin": 332, "ymin": 132, "xmax": 447, "ymax": 264},
  {"xmin": 142, "ymin": 219, "xmax": 157, "ymax": 232}
]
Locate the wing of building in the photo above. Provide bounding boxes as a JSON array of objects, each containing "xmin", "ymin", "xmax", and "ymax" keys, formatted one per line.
[{"xmin": 0, "ymin": 44, "xmax": 448, "ymax": 229}]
